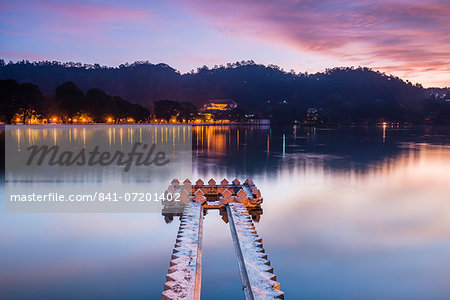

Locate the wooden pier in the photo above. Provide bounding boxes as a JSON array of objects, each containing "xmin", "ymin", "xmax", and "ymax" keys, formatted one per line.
[{"xmin": 162, "ymin": 179, "xmax": 284, "ymax": 300}]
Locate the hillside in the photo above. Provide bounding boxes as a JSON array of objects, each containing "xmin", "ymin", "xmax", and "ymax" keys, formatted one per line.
[{"xmin": 1, "ymin": 60, "xmax": 438, "ymax": 108}]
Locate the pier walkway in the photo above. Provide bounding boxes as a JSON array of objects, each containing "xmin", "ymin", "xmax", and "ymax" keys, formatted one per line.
[
  {"xmin": 162, "ymin": 202, "xmax": 203, "ymax": 300},
  {"xmin": 161, "ymin": 179, "xmax": 284, "ymax": 300}
]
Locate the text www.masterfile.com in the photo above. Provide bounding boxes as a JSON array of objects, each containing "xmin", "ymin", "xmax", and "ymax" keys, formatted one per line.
[{"xmin": 9, "ymin": 192, "xmax": 182, "ymax": 202}]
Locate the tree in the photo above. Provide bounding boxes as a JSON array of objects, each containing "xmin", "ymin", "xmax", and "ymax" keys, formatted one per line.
[
  {"xmin": 85, "ymin": 88, "xmax": 117, "ymax": 122},
  {"xmin": 112, "ymin": 96, "xmax": 131, "ymax": 122},
  {"xmin": 0, "ymin": 79, "xmax": 20, "ymax": 123},
  {"xmin": 111, "ymin": 96, "xmax": 149, "ymax": 122},
  {"xmin": 0, "ymin": 80, "xmax": 42, "ymax": 123},
  {"xmin": 55, "ymin": 81, "xmax": 85, "ymax": 121},
  {"xmin": 178, "ymin": 102, "xmax": 198, "ymax": 122},
  {"xmin": 153, "ymin": 100, "xmax": 181, "ymax": 122},
  {"xmin": 130, "ymin": 103, "xmax": 150, "ymax": 122},
  {"xmin": 16, "ymin": 83, "xmax": 42, "ymax": 123}
]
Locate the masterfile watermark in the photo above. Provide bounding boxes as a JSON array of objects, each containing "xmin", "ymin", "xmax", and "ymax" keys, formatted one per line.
[
  {"xmin": 9, "ymin": 192, "xmax": 181, "ymax": 202},
  {"xmin": 26, "ymin": 142, "xmax": 170, "ymax": 172}
]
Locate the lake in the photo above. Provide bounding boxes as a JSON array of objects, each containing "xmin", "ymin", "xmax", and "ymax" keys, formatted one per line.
[{"xmin": 1, "ymin": 125, "xmax": 450, "ymax": 299}]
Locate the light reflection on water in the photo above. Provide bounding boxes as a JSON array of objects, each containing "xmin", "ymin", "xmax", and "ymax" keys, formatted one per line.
[{"xmin": 1, "ymin": 125, "xmax": 450, "ymax": 299}]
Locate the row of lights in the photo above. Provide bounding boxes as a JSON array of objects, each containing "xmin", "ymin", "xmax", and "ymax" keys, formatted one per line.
[{"xmin": 14, "ymin": 116, "xmax": 136, "ymax": 124}]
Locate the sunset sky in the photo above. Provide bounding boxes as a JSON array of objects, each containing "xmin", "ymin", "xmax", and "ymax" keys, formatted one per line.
[{"xmin": 0, "ymin": 0, "xmax": 449, "ymax": 87}]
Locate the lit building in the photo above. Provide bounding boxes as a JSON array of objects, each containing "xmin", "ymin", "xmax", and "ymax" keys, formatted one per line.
[{"xmin": 200, "ymin": 99, "xmax": 237, "ymax": 112}]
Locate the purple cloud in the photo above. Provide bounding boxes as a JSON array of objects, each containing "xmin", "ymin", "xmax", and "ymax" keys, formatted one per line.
[{"xmin": 180, "ymin": 0, "xmax": 450, "ymax": 86}]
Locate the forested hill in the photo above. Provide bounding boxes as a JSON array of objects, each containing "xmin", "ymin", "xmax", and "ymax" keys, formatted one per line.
[{"xmin": 0, "ymin": 59, "xmax": 445, "ymax": 110}]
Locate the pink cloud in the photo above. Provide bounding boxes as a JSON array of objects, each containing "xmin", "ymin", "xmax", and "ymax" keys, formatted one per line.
[
  {"xmin": 42, "ymin": 0, "xmax": 153, "ymax": 25},
  {"xmin": 180, "ymin": 0, "xmax": 450, "ymax": 86}
]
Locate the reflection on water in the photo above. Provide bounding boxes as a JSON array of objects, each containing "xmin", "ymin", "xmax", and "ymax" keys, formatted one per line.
[
  {"xmin": 4, "ymin": 125, "xmax": 192, "ymax": 213},
  {"xmin": 10, "ymin": 124, "xmax": 191, "ymax": 153},
  {"xmin": 1, "ymin": 125, "xmax": 450, "ymax": 299}
]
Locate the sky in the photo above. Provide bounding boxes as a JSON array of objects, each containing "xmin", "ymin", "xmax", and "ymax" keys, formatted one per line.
[{"xmin": 0, "ymin": 0, "xmax": 449, "ymax": 87}]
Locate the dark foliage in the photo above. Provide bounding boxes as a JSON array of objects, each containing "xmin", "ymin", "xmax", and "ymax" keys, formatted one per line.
[
  {"xmin": 153, "ymin": 100, "xmax": 182, "ymax": 122},
  {"xmin": 0, "ymin": 79, "xmax": 42, "ymax": 123},
  {"xmin": 1, "ymin": 59, "xmax": 449, "ymax": 124},
  {"xmin": 0, "ymin": 79, "xmax": 149, "ymax": 123},
  {"xmin": 85, "ymin": 88, "xmax": 117, "ymax": 122},
  {"xmin": 212, "ymin": 107, "xmax": 249, "ymax": 122},
  {"xmin": 178, "ymin": 102, "xmax": 198, "ymax": 122},
  {"xmin": 152, "ymin": 100, "xmax": 200, "ymax": 122},
  {"xmin": 55, "ymin": 81, "xmax": 85, "ymax": 120}
]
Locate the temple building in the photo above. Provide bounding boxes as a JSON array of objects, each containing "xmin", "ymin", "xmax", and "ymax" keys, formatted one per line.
[{"xmin": 200, "ymin": 99, "xmax": 237, "ymax": 112}]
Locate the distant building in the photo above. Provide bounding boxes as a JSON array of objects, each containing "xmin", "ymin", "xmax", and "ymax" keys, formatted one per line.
[
  {"xmin": 247, "ymin": 118, "xmax": 270, "ymax": 125},
  {"xmin": 200, "ymin": 99, "xmax": 237, "ymax": 112},
  {"xmin": 304, "ymin": 108, "xmax": 318, "ymax": 126}
]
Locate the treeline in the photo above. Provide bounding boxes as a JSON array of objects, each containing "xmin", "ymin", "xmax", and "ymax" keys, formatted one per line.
[
  {"xmin": 0, "ymin": 59, "xmax": 436, "ymax": 109},
  {"xmin": 0, "ymin": 79, "xmax": 149, "ymax": 123},
  {"xmin": 0, "ymin": 78, "xmax": 254, "ymax": 124},
  {"xmin": 1, "ymin": 59, "xmax": 449, "ymax": 125}
]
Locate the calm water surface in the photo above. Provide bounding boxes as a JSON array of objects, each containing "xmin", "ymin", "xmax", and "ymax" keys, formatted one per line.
[{"xmin": 1, "ymin": 125, "xmax": 449, "ymax": 299}]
